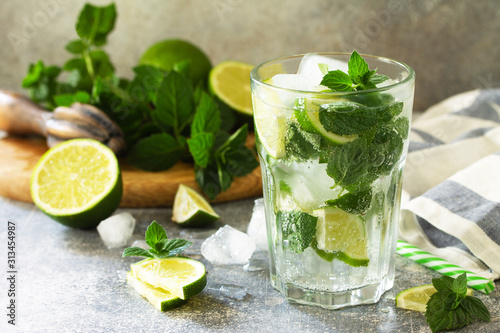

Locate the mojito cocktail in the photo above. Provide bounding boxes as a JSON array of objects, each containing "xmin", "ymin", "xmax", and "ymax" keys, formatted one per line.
[{"xmin": 251, "ymin": 52, "xmax": 415, "ymax": 309}]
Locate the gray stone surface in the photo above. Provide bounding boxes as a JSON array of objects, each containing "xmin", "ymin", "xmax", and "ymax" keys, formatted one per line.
[
  {"xmin": 1, "ymin": 0, "xmax": 500, "ymax": 111},
  {"xmin": 0, "ymin": 196, "xmax": 498, "ymax": 333}
]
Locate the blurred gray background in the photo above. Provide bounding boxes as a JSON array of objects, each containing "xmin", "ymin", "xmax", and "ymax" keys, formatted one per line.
[{"xmin": 0, "ymin": 0, "xmax": 498, "ymax": 111}]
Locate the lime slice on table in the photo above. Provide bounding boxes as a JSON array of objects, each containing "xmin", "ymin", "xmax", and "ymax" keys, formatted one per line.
[
  {"xmin": 139, "ymin": 39, "xmax": 212, "ymax": 83},
  {"xmin": 253, "ymin": 97, "xmax": 288, "ymax": 159},
  {"xmin": 126, "ymin": 271, "xmax": 186, "ymax": 311},
  {"xmin": 131, "ymin": 258, "xmax": 207, "ymax": 300},
  {"xmin": 30, "ymin": 139, "xmax": 122, "ymax": 228},
  {"xmin": 395, "ymin": 284, "xmax": 473, "ymax": 312},
  {"xmin": 295, "ymin": 98, "xmax": 356, "ymax": 144},
  {"xmin": 312, "ymin": 207, "xmax": 369, "ymax": 267},
  {"xmin": 209, "ymin": 61, "xmax": 254, "ymax": 116},
  {"xmin": 172, "ymin": 184, "xmax": 220, "ymax": 227}
]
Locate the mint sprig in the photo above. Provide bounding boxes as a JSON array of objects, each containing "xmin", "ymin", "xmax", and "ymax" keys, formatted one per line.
[
  {"xmin": 425, "ymin": 273, "xmax": 490, "ymax": 333},
  {"xmin": 122, "ymin": 221, "xmax": 192, "ymax": 259},
  {"xmin": 320, "ymin": 50, "xmax": 389, "ymax": 91}
]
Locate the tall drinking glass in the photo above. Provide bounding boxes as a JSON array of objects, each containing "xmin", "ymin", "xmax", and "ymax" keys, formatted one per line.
[{"xmin": 250, "ymin": 52, "xmax": 415, "ymax": 309}]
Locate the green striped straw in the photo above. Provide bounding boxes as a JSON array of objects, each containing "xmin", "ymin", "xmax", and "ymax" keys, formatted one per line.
[{"xmin": 396, "ymin": 240, "xmax": 495, "ymax": 294}]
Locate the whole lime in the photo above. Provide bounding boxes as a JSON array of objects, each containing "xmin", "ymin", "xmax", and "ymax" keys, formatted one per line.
[{"xmin": 139, "ymin": 39, "xmax": 212, "ymax": 83}]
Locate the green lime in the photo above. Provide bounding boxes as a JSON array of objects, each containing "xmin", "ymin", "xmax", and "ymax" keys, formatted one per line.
[
  {"xmin": 30, "ymin": 139, "xmax": 122, "ymax": 228},
  {"xmin": 253, "ymin": 97, "xmax": 288, "ymax": 159},
  {"xmin": 172, "ymin": 184, "xmax": 220, "ymax": 227},
  {"xmin": 131, "ymin": 258, "xmax": 207, "ymax": 300},
  {"xmin": 209, "ymin": 60, "xmax": 254, "ymax": 116},
  {"xmin": 313, "ymin": 207, "xmax": 369, "ymax": 267},
  {"xmin": 395, "ymin": 284, "xmax": 473, "ymax": 312},
  {"xmin": 139, "ymin": 39, "xmax": 212, "ymax": 83},
  {"xmin": 295, "ymin": 98, "xmax": 357, "ymax": 144},
  {"xmin": 126, "ymin": 271, "xmax": 186, "ymax": 311}
]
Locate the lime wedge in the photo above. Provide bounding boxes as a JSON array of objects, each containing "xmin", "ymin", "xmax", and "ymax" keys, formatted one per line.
[
  {"xmin": 253, "ymin": 97, "xmax": 288, "ymax": 159},
  {"xmin": 395, "ymin": 284, "xmax": 473, "ymax": 312},
  {"xmin": 30, "ymin": 139, "xmax": 122, "ymax": 228},
  {"xmin": 126, "ymin": 271, "xmax": 186, "ymax": 311},
  {"xmin": 313, "ymin": 207, "xmax": 369, "ymax": 267},
  {"xmin": 172, "ymin": 184, "xmax": 220, "ymax": 227},
  {"xmin": 295, "ymin": 98, "xmax": 356, "ymax": 144},
  {"xmin": 131, "ymin": 258, "xmax": 207, "ymax": 300},
  {"xmin": 209, "ymin": 61, "xmax": 254, "ymax": 116}
]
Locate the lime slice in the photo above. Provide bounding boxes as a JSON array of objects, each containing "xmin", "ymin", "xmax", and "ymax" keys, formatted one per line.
[
  {"xmin": 209, "ymin": 61, "xmax": 254, "ymax": 116},
  {"xmin": 313, "ymin": 207, "xmax": 369, "ymax": 267},
  {"xmin": 395, "ymin": 284, "xmax": 473, "ymax": 312},
  {"xmin": 30, "ymin": 139, "xmax": 122, "ymax": 228},
  {"xmin": 139, "ymin": 39, "xmax": 212, "ymax": 83},
  {"xmin": 126, "ymin": 271, "xmax": 186, "ymax": 311},
  {"xmin": 172, "ymin": 184, "xmax": 220, "ymax": 227},
  {"xmin": 295, "ymin": 98, "xmax": 356, "ymax": 144},
  {"xmin": 253, "ymin": 97, "xmax": 288, "ymax": 159},
  {"xmin": 131, "ymin": 258, "xmax": 207, "ymax": 300}
]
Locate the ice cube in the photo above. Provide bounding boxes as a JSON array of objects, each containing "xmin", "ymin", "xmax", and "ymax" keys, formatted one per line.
[
  {"xmin": 201, "ymin": 225, "xmax": 256, "ymax": 265},
  {"xmin": 297, "ymin": 53, "xmax": 349, "ymax": 87},
  {"xmin": 247, "ymin": 198, "xmax": 268, "ymax": 251},
  {"xmin": 97, "ymin": 212, "xmax": 136, "ymax": 249},
  {"xmin": 272, "ymin": 74, "xmax": 315, "ymax": 91},
  {"xmin": 208, "ymin": 283, "xmax": 247, "ymax": 300}
]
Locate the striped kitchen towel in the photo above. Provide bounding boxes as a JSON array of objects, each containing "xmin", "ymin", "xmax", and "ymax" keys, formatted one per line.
[{"xmin": 400, "ymin": 89, "xmax": 500, "ymax": 281}]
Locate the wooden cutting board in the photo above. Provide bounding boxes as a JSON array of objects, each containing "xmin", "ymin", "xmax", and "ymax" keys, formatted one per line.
[{"xmin": 0, "ymin": 135, "xmax": 262, "ymax": 207}]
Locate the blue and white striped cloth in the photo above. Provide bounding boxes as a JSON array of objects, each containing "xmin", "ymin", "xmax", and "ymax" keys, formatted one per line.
[{"xmin": 400, "ymin": 89, "xmax": 500, "ymax": 281}]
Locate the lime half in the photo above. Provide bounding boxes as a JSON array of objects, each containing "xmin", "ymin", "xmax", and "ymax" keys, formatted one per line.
[
  {"xmin": 30, "ymin": 139, "xmax": 122, "ymax": 228},
  {"xmin": 313, "ymin": 207, "xmax": 369, "ymax": 267},
  {"xmin": 209, "ymin": 61, "xmax": 254, "ymax": 116},
  {"xmin": 131, "ymin": 258, "xmax": 207, "ymax": 300},
  {"xmin": 172, "ymin": 184, "xmax": 220, "ymax": 227},
  {"xmin": 395, "ymin": 284, "xmax": 473, "ymax": 312},
  {"xmin": 126, "ymin": 271, "xmax": 186, "ymax": 311}
]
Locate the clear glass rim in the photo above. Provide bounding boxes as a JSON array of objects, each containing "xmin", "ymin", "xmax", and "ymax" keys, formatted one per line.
[{"xmin": 250, "ymin": 52, "xmax": 415, "ymax": 96}]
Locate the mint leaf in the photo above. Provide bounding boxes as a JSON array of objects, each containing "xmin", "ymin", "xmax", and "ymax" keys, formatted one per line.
[
  {"xmin": 461, "ymin": 296, "xmax": 491, "ymax": 322},
  {"xmin": 65, "ymin": 40, "xmax": 85, "ymax": 54},
  {"xmin": 320, "ymin": 70, "xmax": 354, "ymax": 92},
  {"xmin": 126, "ymin": 133, "xmax": 181, "ymax": 171},
  {"xmin": 154, "ymin": 71, "xmax": 194, "ymax": 134},
  {"xmin": 320, "ymin": 102, "xmax": 378, "ymax": 135},
  {"xmin": 188, "ymin": 132, "xmax": 215, "ymax": 168},
  {"xmin": 276, "ymin": 211, "xmax": 318, "ymax": 253},
  {"xmin": 347, "ymin": 50, "xmax": 370, "ymax": 82},
  {"xmin": 285, "ymin": 122, "xmax": 322, "ymax": 160},
  {"xmin": 432, "ymin": 275, "xmax": 455, "ymax": 293},
  {"xmin": 371, "ymin": 73, "xmax": 390, "ymax": 85},
  {"xmin": 157, "ymin": 239, "xmax": 193, "ymax": 257},
  {"xmin": 325, "ymin": 189, "xmax": 372, "ymax": 215},
  {"xmin": 75, "ymin": 3, "xmax": 116, "ymax": 46},
  {"xmin": 145, "ymin": 220, "xmax": 167, "ymax": 250},
  {"xmin": 452, "ymin": 273, "xmax": 468, "ymax": 297},
  {"xmin": 122, "ymin": 247, "xmax": 154, "ymax": 258},
  {"xmin": 191, "ymin": 92, "xmax": 221, "ymax": 136},
  {"xmin": 123, "ymin": 221, "xmax": 192, "ymax": 259},
  {"xmin": 129, "ymin": 65, "xmax": 166, "ymax": 105}
]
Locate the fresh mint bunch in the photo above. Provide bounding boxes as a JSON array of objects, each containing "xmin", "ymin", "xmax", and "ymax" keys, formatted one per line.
[
  {"xmin": 21, "ymin": 3, "xmax": 258, "ymax": 200},
  {"xmin": 425, "ymin": 273, "xmax": 490, "ymax": 333},
  {"xmin": 320, "ymin": 50, "xmax": 389, "ymax": 91},
  {"xmin": 122, "ymin": 221, "xmax": 192, "ymax": 259}
]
